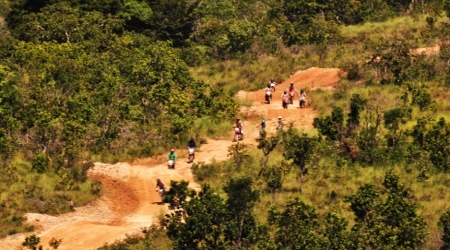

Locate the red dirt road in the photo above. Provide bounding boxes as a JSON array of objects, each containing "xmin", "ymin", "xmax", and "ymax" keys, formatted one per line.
[{"xmin": 0, "ymin": 67, "xmax": 342, "ymax": 250}]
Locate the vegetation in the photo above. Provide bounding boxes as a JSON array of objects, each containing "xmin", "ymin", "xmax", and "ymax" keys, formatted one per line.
[{"xmin": 0, "ymin": 0, "xmax": 450, "ymax": 249}]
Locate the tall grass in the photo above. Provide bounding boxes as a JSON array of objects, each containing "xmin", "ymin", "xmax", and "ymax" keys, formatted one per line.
[{"xmin": 341, "ymin": 15, "xmax": 447, "ymax": 46}]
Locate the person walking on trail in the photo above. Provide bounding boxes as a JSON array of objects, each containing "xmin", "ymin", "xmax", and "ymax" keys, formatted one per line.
[
  {"xmin": 299, "ymin": 89, "xmax": 308, "ymax": 109},
  {"xmin": 156, "ymin": 179, "xmax": 166, "ymax": 202},
  {"xmin": 167, "ymin": 149, "xmax": 177, "ymax": 169},
  {"xmin": 281, "ymin": 90, "xmax": 289, "ymax": 109}
]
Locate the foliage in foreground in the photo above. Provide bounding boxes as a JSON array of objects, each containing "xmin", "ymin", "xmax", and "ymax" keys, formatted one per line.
[{"xmin": 160, "ymin": 170, "xmax": 427, "ymax": 249}]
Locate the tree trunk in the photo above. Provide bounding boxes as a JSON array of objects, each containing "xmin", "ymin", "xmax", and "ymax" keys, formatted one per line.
[
  {"xmin": 299, "ymin": 166, "xmax": 304, "ymax": 194},
  {"xmin": 258, "ymin": 154, "xmax": 268, "ymax": 177}
]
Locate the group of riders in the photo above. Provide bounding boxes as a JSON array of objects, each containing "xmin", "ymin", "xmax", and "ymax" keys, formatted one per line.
[
  {"xmin": 159, "ymin": 79, "xmax": 307, "ymax": 201},
  {"xmin": 265, "ymin": 79, "xmax": 308, "ymax": 109},
  {"xmin": 158, "ymin": 137, "xmax": 196, "ymax": 201}
]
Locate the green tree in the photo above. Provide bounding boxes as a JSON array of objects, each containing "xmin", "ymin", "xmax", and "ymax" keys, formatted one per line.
[
  {"xmin": 256, "ymin": 130, "xmax": 281, "ymax": 176},
  {"xmin": 324, "ymin": 212, "xmax": 352, "ymax": 249},
  {"xmin": 313, "ymin": 106, "xmax": 345, "ymax": 141},
  {"xmin": 269, "ymin": 197, "xmax": 326, "ymax": 249},
  {"xmin": 283, "ymin": 131, "xmax": 317, "ymax": 193},
  {"xmin": 165, "ymin": 177, "xmax": 260, "ymax": 249},
  {"xmin": 22, "ymin": 235, "xmax": 43, "ymax": 250},
  {"xmin": 261, "ymin": 162, "xmax": 291, "ymax": 203},
  {"xmin": 165, "ymin": 184, "xmax": 228, "ymax": 249},
  {"xmin": 346, "ymin": 93, "xmax": 367, "ymax": 135},
  {"xmin": 227, "ymin": 142, "xmax": 250, "ymax": 170},
  {"xmin": 223, "ymin": 175, "xmax": 260, "ymax": 248},
  {"xmin": 383, "ymin": 107, "xmax": 411, "ymax": 148},
  {"xmin": 345, "ymin": 172, "xmax": 428, "ymax": 249},
  {"xmin": 146, "ymin": 0, "xmax": 201, "ymax": 47},
  {"xmin": 7, "ymin": 2, "xmax": 124, "ymax": 44},
  {"xmin": 411, "ymin": 117, "xmax": 450, "ymax": 171},
  {"xmin": 445, "ymin": 0, "xmax": 450, "ymax": 18},
  {"xmin": 439, "ymin": 209, "xmax": 450, "ymax": 250}
]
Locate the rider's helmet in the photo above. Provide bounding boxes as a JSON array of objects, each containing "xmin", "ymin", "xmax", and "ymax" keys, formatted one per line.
[
  {"xmin": 236, "ymin": 117, "xmax": 240, "ymax": 121},
  {"xmin": 278, "ymin": 116, "xmax": 282, "ymax": 120},
  {"xmin": 262, "ymin": 119, "xmax": 266, "ymax": 123},
  {"xmin": 157, "ymin": 178, "xmax": 161, "ymax": 182},
  {"xmin": 284, "ymin": 90, "xmax": 287, "ymax": 94},
  {"xmin": 170, "ymin": 149, "xmax": 174, "ymax": 152},
  {"xmin": 290, "ymin": 82, "xmax": 294, "ymax": 85}
]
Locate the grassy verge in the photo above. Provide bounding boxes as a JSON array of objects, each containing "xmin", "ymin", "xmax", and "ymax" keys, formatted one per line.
[{"xmin": 0, "ymin": 158, "xmax": 100, "ymax": 238}]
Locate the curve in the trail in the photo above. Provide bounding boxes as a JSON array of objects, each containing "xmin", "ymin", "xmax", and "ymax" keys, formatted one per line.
[
  {"xmin": 0, "ymin": 67, "xmax": 342, "ymax": 250},
  {"xmin": 0, "ymin": 139, "xmax": 238, "ymax": 250}
]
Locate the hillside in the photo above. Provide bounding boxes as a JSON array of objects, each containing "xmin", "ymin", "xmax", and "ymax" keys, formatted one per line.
[
  {"xmin": 1, "ymin": 0, "xmax": 450, "ymax": 249},
  {"xmin": 0, "ymin": 68, "xmax": 342, "ymax": 249}
]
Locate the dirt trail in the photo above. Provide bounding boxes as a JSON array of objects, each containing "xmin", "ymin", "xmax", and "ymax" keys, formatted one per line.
[
  {"xmin": 0, "ymin": 67, "xmax": 342, "ymax": 250},
  {"xmin": 238, "ymin": 67, "xmax": 342, "ymax": 131}
]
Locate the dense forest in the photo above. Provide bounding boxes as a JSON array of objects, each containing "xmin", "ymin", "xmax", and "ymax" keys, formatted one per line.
[{"xmin": 2, "ymin": 0, "xmax": 450, "ymax": 249}]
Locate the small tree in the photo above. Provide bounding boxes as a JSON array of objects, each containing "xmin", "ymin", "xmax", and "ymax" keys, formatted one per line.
[
  {"xmin": 223, "ymin": 175, "xmax": 260, "ymax": 248},
  {"xmin": 227, "ymin": 142, "xmax": 249, "ymax": 170},
  {"xmin": 22, "ymin": 235, "xmax": 43, "ymax": 250},
  {"xmin": 345, "ymin": 172, "xmax": 428, "ymax": 249},
  {"xmin": 324, "ymin": 212, "xmax": 352, "ymax": 249},
  {"xmin": 439, "ymin": 209, "xmax": 450, "ymax": 250},
  {"xmin": 346, "ymin": 94, "xmax": 367, "ymax": 135},
  {"xmin": 256, "ymin": 130, "xmax": 281, "ymax": 177},
  {"xmin": 165, "ymin": 184, "xmax": 228, "ymax": 249},
  {"xmin": 313, "ymin": 106, "xmax": 345, "ymax": 141},
  {"xmin": 165, "ymin": 177, "xmax": 260, "ymax": 249},
  {"xmin": 269, "ymin": 197, "xmax": 326, "ymax": 249},
  {"xmin": 383, "ymin": 107, "xmax": 412, "ymax": 148},
  {"xmin": 283, "ymin": 132, "xmax": 317, "ymax": 193},
  {"xmin": 261, "ymin": 161, "xmax": 291, "ymax": 203}
]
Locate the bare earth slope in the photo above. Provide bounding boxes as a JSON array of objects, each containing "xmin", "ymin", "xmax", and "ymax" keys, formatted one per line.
[{"xmin": 0, "ymin": 67, "xmax": 341, "ymax": 250}]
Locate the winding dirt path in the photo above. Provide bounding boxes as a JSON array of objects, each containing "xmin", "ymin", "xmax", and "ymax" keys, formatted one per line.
[{"xmin": 0, "ymin": 67, "xmax": 342, "ymax": 250}]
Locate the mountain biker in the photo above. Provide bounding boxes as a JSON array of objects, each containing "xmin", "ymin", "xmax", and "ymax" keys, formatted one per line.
[
  {"xmin": 260, "ymin": 119, "xmax": 266, "ymax": 130},
  {"xmin": 236, "ymin": 117, "xmax": 243, "ymax": 134},
  {"xmin": 233, "ymin": 117, "xmax": 244, "ymax": 141},
  {"xmin": 188, "ymin": 137, "xmax": 196, "ymax": 148},
  {"xmin": 269, "ymin": 79, "xmax": 276, "ymax": 92},
  {"xmin": 277, "ymin": 116, "xmax": 284, "ymax": 130},
  {"xmin": 265, "ymin": 86, "xmax": 272, "ymax": 103},
  {"xmin": 289, "ymin": 82, "xmax": 296, "ymax": 91},
  {"xmin": 299, "ymin": 89, "xmax": 308, "ymax": 108},
  {"xmin": 167, "ymin": 149, "xmax": 177, "ymax": 169},
  {"xmin": 188, "ymin": 137, "xmax": 196, "ymax": 163},
  {"xmin": 156, "ymin": 178, "xmax": 166, "ymax": 201},
  {"xmin": 281, "ymin": 90, "xmax": 289, "ymax": 109},
  {"xmin": 288, "ymin": 82, "xmax": 296, "ymax": 104}
]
